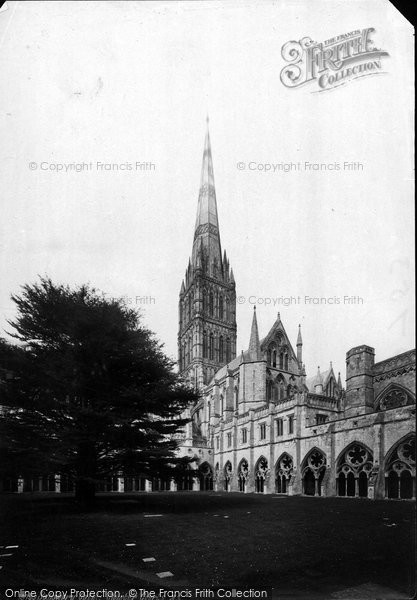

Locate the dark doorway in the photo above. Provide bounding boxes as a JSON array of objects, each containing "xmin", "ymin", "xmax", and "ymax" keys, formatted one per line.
[
  {"xmin": 304, "ymin": 470, "xmax": 315, "ymax": 496},
  {"xmin": 346, "ymin": 472, "xmax": 355, "ymax": 496},
  {"xmin": 358, "ymin": 471, "xmax": 368, "ymax": 497},
  {"xmin": 400, "ymin": 471, "xmax": 413, "ymax": 499},
  {"xmin": 386, "ymin": 471, "xmax": 399, "ymax": 499},
  {"xmin": 338, "ymin": 473, "xmax": 346, "ymax": 496}
]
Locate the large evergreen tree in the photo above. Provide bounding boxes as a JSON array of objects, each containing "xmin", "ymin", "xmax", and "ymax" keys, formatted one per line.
[{"xmin": 0, "ymin": 278, "xmax": 198, "ymax": 505}]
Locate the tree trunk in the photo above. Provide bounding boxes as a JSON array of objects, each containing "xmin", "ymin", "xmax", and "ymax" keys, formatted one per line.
[{"xmin": 75, "ymin": 478, "xmax": 96, "ymax": 509}]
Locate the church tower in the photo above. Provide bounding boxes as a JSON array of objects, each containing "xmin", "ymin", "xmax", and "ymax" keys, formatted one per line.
[{"xmin": 178, "ymin": 120, "xmax": 237, "ymax": 388}]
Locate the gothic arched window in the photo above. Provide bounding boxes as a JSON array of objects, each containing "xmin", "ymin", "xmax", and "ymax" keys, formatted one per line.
[
  {"xmin": 301, "ymin": 449, "xmax": 327, "ymax": 496},
  {"xmin": 326, "ymin": 379, "xmax": 335, "ymax": 397},
  {"xmin": 226, "ymin": 338, "xmax": 231, "ymax": 362},
  {"xmin": 277, "ymin": 376, "xmax": 285, "ymax": 400},
  {"xmin": 279, "ymin": 352, "xmax": 284, "ymax": 369},
  {"xmin": 203, "ymin": 330, "xmax": 208, "ymax": 359},
  {"xmin": 226, "ymin": 298, "xmax": 230, "ymax": 321},
  {"xmin": 284, "ymin": 352, "xmax": 289, "ymax": 370},
  {"xmin": 209, "ymin": 333, "xmax": 214, "ymax": 360},
  {"xmin": 385, "ymin": 435, "xmax": 415, "ymax": 499},
  {"xmin": 224, "ymin": 461, "xmax": 233, "ymax": 491},
  {"xmin": 275, "ymin": 453, "xmax": 293, "ymax": 494},
  {"xmin": 188, "ymin": 293, "xmax": 193, "ymax": 320},
  {"xmin": 272, "ymin": 350, "xmax": 277, "ymax": 368},
  {"xmin": 219, "ymin": 295, "xmax": 224, "ymax": 320},
  {"xmin": 238, "ymin": 459, "xmax": 249, "ymax": 492},
  {"xmin": 188, "ymin": 336, "xmax": 192, "ymax": 362},
  {"xmin": 209, "ymin": 292, "xmax": 214, "ymax": 317},
  {"xmin": 336, "ymin": 443, "xmax": 373, "ymax": 498},
  {"xmin": 377, "ymin": 385, "xmax": 414, "ymax": 411},
  {"xmin": 255, "ymin": 456, "xmax": 268, "ymax": 493},
  {"xmin": 219, "ymin": 336, "xmax": 224, "ymax": 363},
  {"xmin": 267, "ymin": 349, "xmax": 271, "ymax": 366},
  {"xmin": 234, "ymin": 385, "xmax": 239, "ymax": 410},
  {"xmin": 267, "ymin": 380, "xmax": 273, "ymax": 402}
]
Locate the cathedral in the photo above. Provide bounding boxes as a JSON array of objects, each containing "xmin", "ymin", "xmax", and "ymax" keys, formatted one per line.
[
  {"xmin": 1, "ymin": 124, "xmax": 415, "ymax": 500},
  {"xmin": 175, "ymin": 122, "xmax": 416, "ymax": 500}
]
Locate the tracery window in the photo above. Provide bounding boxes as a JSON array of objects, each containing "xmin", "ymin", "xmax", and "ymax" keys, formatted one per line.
[
  {"xmin": 224, "ymin": 461, "xmax": 233, "ymax": 491},
  {"xmin": 255, "ymin": 456, "xmax": 269, "ymax": 493},
  {"xmin": 377, "ymin": 386, "xmax": 414, "ymax": 411},
  {"xmin": 385, "ymin": 436, "xmax": 415, "ymax": 499},
  {"xmin": 337, "ymin": 443, "xmax": 373, "ymax": 498},
  {"xmin": 238, "ymin": 458, "xmax": 249, "ymax": 492},
  {"xmin": 275, "ymin": 453, "xmax": 293, "ymax": 493},
  {"xmin": 199, "ymin": 462, "xmax": 213, "ymax": 491},
  {"xmin": 302, "ymin": 449, "xmax": 326, "ymax": 496}
]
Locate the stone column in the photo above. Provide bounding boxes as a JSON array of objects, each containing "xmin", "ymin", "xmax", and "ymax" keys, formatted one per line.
[
  {"xmin": 17, "ymin": 477, "xmax": 24, "ymax": 493},
  {"xmin": 55, "ymin": 475, "xmax": 61, "ymax": 493},
  {"xmin": 288, "ymin": 472, "xmax": 295, "ymax": 496},
  {"xmin": 117, "ymin": 477, "xmax": 125, "ymax": 493},
  {"xmin": 192, "ymin": 476, "xmax": 200, "ymax": 491},
  {"xmin": 170, "ymin": 479, "xmax": 177, "ymax": 492},
  {"xmin": 145, "ymin": 479, "xmax": 152, "ymax": 493},
  {"xmin": 314, "ymin": 476, "xmax": 319, "ymax": 496}
]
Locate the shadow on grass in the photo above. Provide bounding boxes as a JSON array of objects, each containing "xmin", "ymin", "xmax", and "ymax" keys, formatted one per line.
[
  {"xmin": 0, "ymin": 492, "xmax": 415, "ymax": 596},
  {"xmin": 1, "ymin": 491, "xmax": 278, "ymax": 517}
]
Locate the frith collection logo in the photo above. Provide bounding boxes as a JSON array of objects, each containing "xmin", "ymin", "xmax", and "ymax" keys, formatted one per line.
[{"xmin": 280, "ymin": 28, "xmax": 389, "ymax": 92}]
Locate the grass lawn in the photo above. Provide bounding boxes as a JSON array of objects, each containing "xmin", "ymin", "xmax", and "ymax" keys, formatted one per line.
[{"xmin": 0, "ymin": 492, "xmax": 415, "ymax": 599}]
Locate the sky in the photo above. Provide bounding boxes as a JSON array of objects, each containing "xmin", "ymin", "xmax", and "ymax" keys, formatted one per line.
[{"xmin": 0, "ymin": 0, "xmax": 414, "ymax": 383}]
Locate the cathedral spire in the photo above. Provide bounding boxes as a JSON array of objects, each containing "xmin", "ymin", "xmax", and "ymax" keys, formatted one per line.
[
  {"xmin": 192, "ymin": 119, "xmax": 222, "ymax": 271},
  {"xmin": 297, "ymin": 324, "xmax": 303, "ymax": 364},
  {"xmin": 178, "ymin": 121, "xmax": 237, "ymax": 386},
  {"xmin": 248, "ymin": 306, "xmax": 261, "ymax": 361}
]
